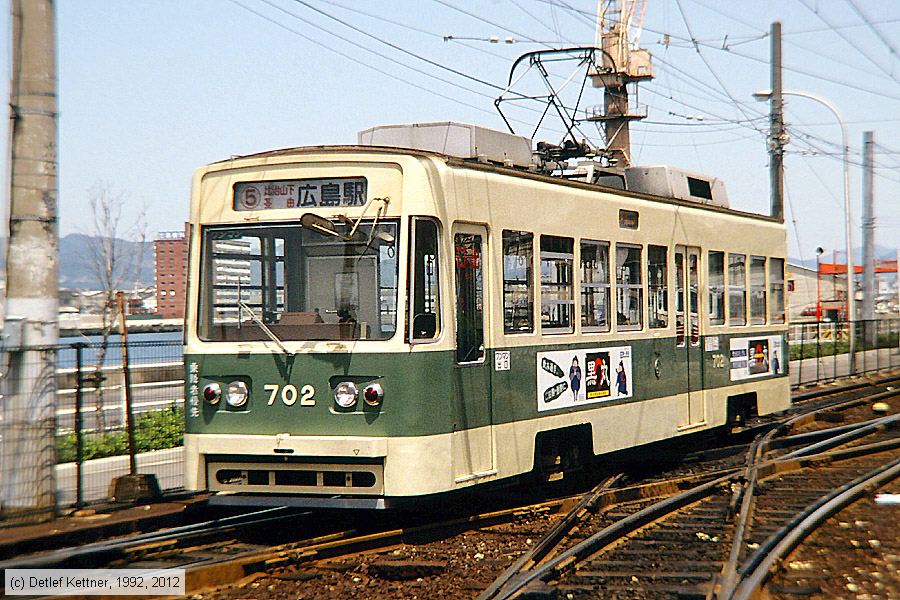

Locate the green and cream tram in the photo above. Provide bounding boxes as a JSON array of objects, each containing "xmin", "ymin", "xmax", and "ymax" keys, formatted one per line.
[{"xmin": 183, "ymin": 122, "xmax": 789, "ymax": 508}]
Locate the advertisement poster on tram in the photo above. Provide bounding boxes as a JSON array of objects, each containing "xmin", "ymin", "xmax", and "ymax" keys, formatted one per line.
[
  {"xmin": 536, "ymin": 346, "xmax": 632, "ymax": 412},
  {"xmin": 729, "ymin": 335, "xmax": 783, "ymax": 381}
]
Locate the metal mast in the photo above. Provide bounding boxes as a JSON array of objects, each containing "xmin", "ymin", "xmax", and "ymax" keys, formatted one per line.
[
  {"xmin": 587, "ymin": 0, "xmax": 653, "ymax": 167},
  {"xmin": 1, "ymin": 0, "xmax": 59, "ymax": 515}
]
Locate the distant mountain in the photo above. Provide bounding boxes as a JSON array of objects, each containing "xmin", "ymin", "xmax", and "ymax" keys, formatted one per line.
[
  {"xmin": 59, "ymin": 233, "xmax": 155, "ymax": 290},
  {"xmin": 0, "ymin": 234, "xmax": 155, "ymax": 289}
]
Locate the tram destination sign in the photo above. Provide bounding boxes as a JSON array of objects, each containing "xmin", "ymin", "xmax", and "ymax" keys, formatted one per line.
[{"xmin": 234, "ymin": 177, "xmax": 367, "ymax": 211}]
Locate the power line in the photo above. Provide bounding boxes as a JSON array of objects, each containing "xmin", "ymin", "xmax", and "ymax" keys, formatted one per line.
[
  {"xmin": 289, "ymin": 0, "xmax": 511, "ymax": 93},
  {"xmin": 782, "ymin": 179, "xmax": 807, "ymax": 265},
  {"xmin": 226, "ymin": 0, "xmax": 505, "ymax": 120},
  {"xmin": 627, "ymin": 130, "xmax": 763, "ymax": 147},
  {"xmin": 682, "ymin": 40, "xmax": 900, "ymax": 104},
  {"xmin": 686, "ymin": 0, "xmax": 767, "ymax": 35},
  {"xmin": 780, "ymin": 34, "xmax": 895, "ymax": 82},
  {"xmin": 784, "ymin": 16, "xmax": 900, "ymax": 37},
  {"xmin": 532, "ymin": 0, "xmax": 900, "ymax": 104},
  {"xmin": 799, "ymin": 0, "xmax": 900, "ymax": 84},
  {"xmin": 314, "ymin": 0, "xmax": 443, "ymax": 39},
  {"xmin": 429, "ymin": 0, "xmax": 555, "ymax": 48},
  {"xmin": 313, "ymin": 0, "xmax": 518, "ymax": 64},
  {"xmin": 647, "ymin": 53, "xmax": 769, "ymax": 131},
  {"xmin": 507, "ymin": 0, "xmax": 574, "ymax": 43},
  {"xmin": 845, "ymin": 0, "xmax": 900, "ymax": 72},
  {"xmin": 238, "ymin": 0, "xmax": 600, "ymax": 144}
]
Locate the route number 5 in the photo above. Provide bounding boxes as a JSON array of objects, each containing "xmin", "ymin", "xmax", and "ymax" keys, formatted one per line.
[{"xmin": 265, "ymin": 384, "xmax": 316, "ymax": 406}]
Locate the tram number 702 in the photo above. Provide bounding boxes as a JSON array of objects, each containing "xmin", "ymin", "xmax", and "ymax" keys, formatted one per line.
[{"xmin": 265, "ymin": 384, "xmax": 316, "ymax": 406}]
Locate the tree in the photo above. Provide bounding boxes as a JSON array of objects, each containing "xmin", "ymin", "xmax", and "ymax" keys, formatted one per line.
[{"xmin": 82, "ymin": 182, "xmax": 146, "ymax": 432}]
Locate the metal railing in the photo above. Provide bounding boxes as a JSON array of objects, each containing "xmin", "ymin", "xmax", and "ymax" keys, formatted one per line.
[
  {"xmin": 789, "ymin": 318, "xmax": 900, "ymax": 388},
  {"xmin": 1, "ymin": 339, "xmax": 184, "ymax": 523}
]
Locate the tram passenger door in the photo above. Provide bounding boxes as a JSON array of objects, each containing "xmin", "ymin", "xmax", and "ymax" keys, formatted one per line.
[
  {"xmin": 675, "ymin": 246, "xmax": 705, "ymax": 428},
  {"xmin": 451, "ymin": 224, "xmax": 494, "ymax": 482}
]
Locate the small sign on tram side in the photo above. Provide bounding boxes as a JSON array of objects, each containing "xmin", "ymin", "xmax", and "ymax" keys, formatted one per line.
[{"xmin": 233, "ymin": 177, "xmax": 367, "ymax": 211}]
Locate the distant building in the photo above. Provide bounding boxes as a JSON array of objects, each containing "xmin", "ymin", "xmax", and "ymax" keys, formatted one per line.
[
  {"xmin": 209, "ymin": 238, "xmax": 252, "ymax": 323},
  {"xmin": 155, "ymin": 226, "xmax": 189, "ymax": 319}
]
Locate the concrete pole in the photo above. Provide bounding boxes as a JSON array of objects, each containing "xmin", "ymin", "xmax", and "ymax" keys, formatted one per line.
[
  {"xmin": 861, "ymin": 131, "xmax": 876, "ymax": 334},
  {"xmin": 1, "ymin": 0, "xmax": 59, "ymax": 514},
  {"xmin": 769, "ymin": 21, "xmax": 784, "ymax": 222}
]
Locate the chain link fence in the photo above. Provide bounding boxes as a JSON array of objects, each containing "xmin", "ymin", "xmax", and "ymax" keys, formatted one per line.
[
  {"xmin": 789, "ymin": 318, "xmax": 900, "ymax": 388},
  {"xmin": 1, "ymin": 338, "xmax": 183, "ymax": 524}
]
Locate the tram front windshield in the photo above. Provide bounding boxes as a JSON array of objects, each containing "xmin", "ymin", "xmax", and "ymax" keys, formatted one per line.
[{"xmin": 198, "ymin": 220, "xmax": 399, "ymax": 341}]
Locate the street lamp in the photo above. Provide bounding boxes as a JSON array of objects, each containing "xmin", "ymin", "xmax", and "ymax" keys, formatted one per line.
[
  {"xmin": 753, "ymin": 89, "xmax": 856, "ymax": 373},
  {"xmin": 815, "ymin": 246, "xmax": 824, "ymax": 322}
]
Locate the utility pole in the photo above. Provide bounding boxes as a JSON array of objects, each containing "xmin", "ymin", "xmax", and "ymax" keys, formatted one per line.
[
  {"xmin": 1, "ymin": 0, "xmax": 59, "ymax": 515},
  {"xmin": 769, "ymin": 21, "xmax": 785, "ymax": 222},
  {"xmin": 861, "ymin": 131, "xmax": 875, "ymax": 338}
]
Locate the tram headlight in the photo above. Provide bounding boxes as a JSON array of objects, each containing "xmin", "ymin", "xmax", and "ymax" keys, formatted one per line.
[
  {"xmin": 202, "ymin": 382, "xmax": 222, "ymax": 405},
  {"xmin": 333, "ymin": 381, "xmax": 358, "ymax": 408},
  {"xmin": 363, "ymin": 383, "xmax": 384, "ymax": 407},
  {"xmin": 225, "ymin": 381, "xmax": 249, "ymax": 407}
]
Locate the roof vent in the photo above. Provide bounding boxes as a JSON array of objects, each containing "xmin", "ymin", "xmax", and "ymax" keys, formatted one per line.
[
  {"xmin": 624, "ymin": 165, "xmax": 728, "ymax": 207},
  {"xmin": 358, "ymin": 122, "xmax": 533, "ymax": 168}
]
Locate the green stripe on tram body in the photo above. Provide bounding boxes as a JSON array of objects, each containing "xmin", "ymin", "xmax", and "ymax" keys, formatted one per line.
[{"xmin": 185, "ymin": 330, "xmax": 787, "ymax": 437}]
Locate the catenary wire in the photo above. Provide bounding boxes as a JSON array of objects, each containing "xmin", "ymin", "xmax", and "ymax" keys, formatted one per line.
[{"xmin": 799, "ymin": 0, "xmax": 900, "ymax": 84}]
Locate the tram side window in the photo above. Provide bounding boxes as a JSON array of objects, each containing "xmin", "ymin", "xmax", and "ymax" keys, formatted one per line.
[
  {"xmin": 581, "ymin": 240, "xmax": 610, "ymax": 332},
  {"xmin": 454, "ymin": 233, "xmax": 484, "ymax": 363},
  {"xmin": 503, "ymin": 231, "xmax": 534, "ymax": 334},
  {"xmin": 648, "ymin": 245, "xmax": 668, "ymax": 329},
  {"xmin": 409, "ymin": 218, "xmax": 440, "ymax": 341},
  {"xmin": 749, "ymin": 255, "xmax": 767, "ymax": 325},
  {"xmin": 616, "ymin": 244, "xmax": 643, "ymax": 330},
  {"xmin": 708, "ymin": 251, "xmax": 725, "ymax": 325},
  {"xmin": 540, "ymin": 236, "xmax": 575, "ymax": 333},
  {"xmin": 728, "ymin": 253, "xmax": 747, "ymax": 326},
  {"xmin": 769, "ymin": 258, "xmax": 785, "ymax": 324}
]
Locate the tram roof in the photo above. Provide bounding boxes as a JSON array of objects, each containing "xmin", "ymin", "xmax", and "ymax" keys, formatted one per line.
[{"xmin": 208, "ymin": 144, "xmax": 783, "ymax": 224}]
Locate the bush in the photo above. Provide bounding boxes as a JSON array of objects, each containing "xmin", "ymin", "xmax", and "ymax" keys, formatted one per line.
[
  {"xmin": 56, "ymin": 406, "xmax": 184, "ymax": 463},
  {"xmin": 134, "ymin": 406, "xmax": 183, "ymax": 453},
  {"xmin": 789, "ymin": 340, "xmax": 849, "ymax": 361},
  {"xmin": 789, "ymin": 328, "xmax": 899, "ymax": 361}
]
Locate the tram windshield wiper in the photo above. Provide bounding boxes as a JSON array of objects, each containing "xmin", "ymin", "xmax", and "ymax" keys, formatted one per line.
[{"xmin": 237, "ymin": 298, "xmax": 292, "ymax": 356}]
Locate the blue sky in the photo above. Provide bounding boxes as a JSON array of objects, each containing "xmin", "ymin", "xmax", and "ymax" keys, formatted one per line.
[{"xmin": 2, "ymin": 0, "xmax": 899, "ymax": 263}]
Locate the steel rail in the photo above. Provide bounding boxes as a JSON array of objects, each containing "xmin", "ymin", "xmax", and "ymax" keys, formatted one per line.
[
  {"xmin": 181, "ymin": 470, "xmax": 736, "ymax": 597},
  {"xmin": 717, "ymin": 386, "xmax": 898, "ymax": 595},
  {"xmin": 181, "ymin": 500, "xmax": 566, "ymax": 595},
  {"xmin": 727, "ymin": 455, "xmax": 900, "ymax": 600},
  {"xmin": 779, "ymin": 412, "xmax": 899, "ymax": 460},
  {"xmin": 476, "ymin": 474, "xmax": 623, "ymax": 600},
  {"xmin": 491, "ymin": 386, "xmax": 898, "ymax": 599},
  {"xmin": 791, "ymin": 372, "xmax": 900, "ymax": 404},
  {"xmin": 492, "ymin": 472, "xmax": 738, "ymax": 599},
  {"xmin": 0, "ymin": 506, "xmax": 302, "ymax": 569}
]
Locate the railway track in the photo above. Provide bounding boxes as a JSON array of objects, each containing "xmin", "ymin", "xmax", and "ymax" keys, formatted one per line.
[
  {"xmin": 3, "ymin": 374, "xmax": 897, "ymax": 599},
  {"xmin": 479, "ymin": 386, "xmax": 899, "ymax": 600}
]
